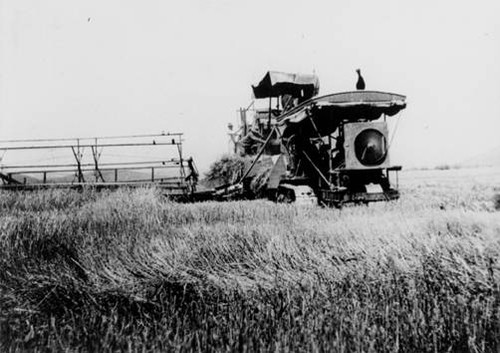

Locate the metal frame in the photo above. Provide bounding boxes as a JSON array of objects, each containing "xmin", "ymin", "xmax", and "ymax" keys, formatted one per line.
[{"xmin": 0, "ymin": 132, "xmax": 195, "ymax": 193}]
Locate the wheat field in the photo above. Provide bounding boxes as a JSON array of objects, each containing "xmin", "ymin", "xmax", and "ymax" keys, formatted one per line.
[{"xmin": 1, "ymin": 167, "xmax": 500, "ymax": 352}]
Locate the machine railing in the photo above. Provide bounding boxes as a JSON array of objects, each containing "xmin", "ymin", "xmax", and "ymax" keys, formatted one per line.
[{"xmin": 0, "ymin": 132, "xmax": 197, "ymax": 193}]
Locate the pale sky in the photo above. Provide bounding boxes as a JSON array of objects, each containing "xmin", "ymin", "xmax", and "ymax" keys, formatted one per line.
[{"xmin": 1, "ymin": 0, "xmax": 499, "ymax": 171}]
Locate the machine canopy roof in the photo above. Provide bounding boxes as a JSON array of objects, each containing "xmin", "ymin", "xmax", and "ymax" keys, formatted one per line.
[
  {"xmin": 252, "ymin": 71, "xmax": 320, "ymax": 99},
  {"xmin": 278, "ymin": 91, "xmax": 407, "ymax": 137}
]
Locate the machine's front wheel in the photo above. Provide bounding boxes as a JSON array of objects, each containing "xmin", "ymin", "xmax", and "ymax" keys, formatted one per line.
[{"xmin": 277, "ymin": 188, "xmax": 295, "ymax": 203}]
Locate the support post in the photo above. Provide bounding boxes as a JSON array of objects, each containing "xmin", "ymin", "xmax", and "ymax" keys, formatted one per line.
[
  {"xmin": 302, "ymin": 150, "xmax": 332, "ymax": 188},
  {"xmin": 238, "ymin": 127, "xmax": 276, "ymax": 183},
  {"xmin": 176, "ymin": 137, "xmax": 186, "ymax": 183},
  {"xmin": 91, "ymin": 139, "xmax": 105, "ymax": 182},
  {"xmin": 268, "ymin": 97, "xmax": 272, "ymax": 130},
  {"xmin": 71, "ymin": 140, "xmax": 85, "ymax": 183},
  {"xmin": 240, "ymin": 108, "xmax": 247, "ymax": 136}
]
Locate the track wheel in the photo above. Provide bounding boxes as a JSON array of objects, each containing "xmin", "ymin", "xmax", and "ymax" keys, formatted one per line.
[{"xmin": 277, "ymin": 188, "xmax": 295, "ymax": 203}]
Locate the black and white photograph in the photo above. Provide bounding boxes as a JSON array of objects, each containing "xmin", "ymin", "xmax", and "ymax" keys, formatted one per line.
[{"xmin": 1, "ymin": 0, "xmax": 499, "ymax": 351}]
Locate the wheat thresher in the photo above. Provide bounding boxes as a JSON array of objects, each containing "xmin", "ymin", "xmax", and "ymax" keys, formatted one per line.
[{"xmin": 223, "ymin": 71, "xmax": 407, "ymax": 207}]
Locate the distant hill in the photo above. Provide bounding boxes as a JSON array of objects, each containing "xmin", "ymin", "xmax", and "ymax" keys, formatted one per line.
[{"xmin": 459, "ymin": 146, "xmax": 500, "ymax": 168}]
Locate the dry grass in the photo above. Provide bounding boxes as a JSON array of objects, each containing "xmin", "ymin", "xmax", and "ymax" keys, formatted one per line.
[
  {"xmin": 203, "ymin": 154, "xmax": 273, "ymax": 197},
  {"xmin": 1, "ymin": 167, "xmax": 500, "ymax": 352}
]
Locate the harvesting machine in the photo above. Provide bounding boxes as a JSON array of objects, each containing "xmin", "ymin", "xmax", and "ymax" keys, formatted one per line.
[
  {"xmin": 0, "ymin": 133, "xmax": 202, "ymax": 200},
  {"xmin": 223, "ymin": 71, "xmax": 407, "ymax": 207}
]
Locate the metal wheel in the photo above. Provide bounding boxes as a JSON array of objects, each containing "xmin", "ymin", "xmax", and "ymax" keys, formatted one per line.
[{"xmin": 277, "ymin": 189, "xmax": 294, "ymax": 203}]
